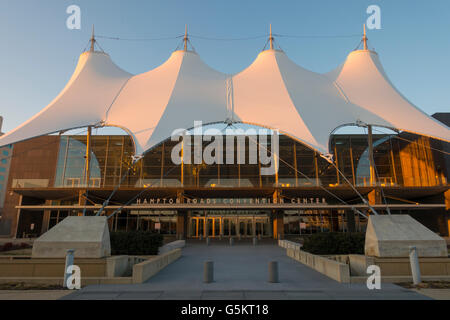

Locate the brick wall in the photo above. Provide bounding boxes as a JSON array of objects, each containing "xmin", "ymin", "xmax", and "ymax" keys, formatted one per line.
[{"xmin": 1, "ymin": 136, "xmax": 60, "ymax": 237}]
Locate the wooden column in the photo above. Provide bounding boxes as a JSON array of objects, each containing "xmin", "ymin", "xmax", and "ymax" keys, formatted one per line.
[
  {"xmin": 177, "ymin": 210, "xmax": 187, "ymax": 239},
  {"xmin": 40, "ymin": 200, "xmax": 52, "ymax": 234},
  {"xmin": 84, "ymin": 126, "xmax": 92, "ymax": 187},
  {"xmin": 13, "ymin": 194, "xmax": 23, "ymax": 238},
  {"xmin": 367, "ymin": 125, "xmax": 376, "ymax": 186},
  {"xmin": 368, "ymin": 189, "xmax": 382, "ymax": 206},
  {"xmin": 445, "ymin": 189, "xmax": 450, "ymax": 236},
  {"xmin": 273, "ymin": 210, "xmax": 284, "ymax": 239}
]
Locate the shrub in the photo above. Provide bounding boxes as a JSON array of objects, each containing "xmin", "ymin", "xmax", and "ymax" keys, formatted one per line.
[
  {"xmin": 301, "ymin": 232, "xmax": 365, "ymax": 255},
  {"xmin": 110, "ymin": 231, "xmax": 164, "ymax": 255},
  {"xmin": 20, "ymin": 243, "xmax": 31, "ymax": 249},
  {"xmin": 1, "ymin": 243, "xmax": 13, "ymax": 252}
]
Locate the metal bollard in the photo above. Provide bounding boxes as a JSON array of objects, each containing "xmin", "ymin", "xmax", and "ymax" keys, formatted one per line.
[
  {"xmin": 238, "ymin": 234, "xmax": 241, "ymax": 241},
  {"xmin": 199, "ymin": 234, "xmax": 203, "ymax": 241},
  {"xmin": 409, "ymin": 246, "xmax": 421, "ymax": 285},
  {"xmin": 229, "ymin": 237, "xmax": 234, "ymax": 246},
  {"xmin": 258, "ymin": 234, "xmax": 262, "ymax": 240},
  {"xmin": 206, "ymin": 237, "xmax": 210, "ymax": 246},
  {"xmin": 268, "ymin": 261, "xmax": 279, "ymax": 283},
  {"xmin": 204, "ymin": 261, "xmax": 214, "ymax": 283},
  {"xmin": 253, "ymin": 237, "xmax": 258, "ymax": 246},
  {"xmin": 63, "ymin": 249, "xmax": 75, "ymax": 288}
]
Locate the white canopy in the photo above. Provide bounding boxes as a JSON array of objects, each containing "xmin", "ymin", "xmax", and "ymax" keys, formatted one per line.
[
  {"xmin": 106, "ymin": 50, "xmax": 229, "ymax": 155},
  {"xmin": 232, "ymin": 49, "xmax": 392, "ymax": 155},
  {"xmin": 0, "ymin": 39, "xmax": 448, "ymax": 159},
  {"xmin": 0, "ymin": 51, "xmax": 132, "ymax": 147},
  {"xmin": 327, "ymin": 49, "xmax": 450, "ymax": 142}
]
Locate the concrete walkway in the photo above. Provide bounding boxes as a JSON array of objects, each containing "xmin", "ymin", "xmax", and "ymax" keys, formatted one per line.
[
  {"xmin": 64, "ymin": 242, "xmax": 430, "ymax": 300},
  {"xmin": 0, "ymin": 290, "xmax": 72, "ymax": 300},
  {"xmin": 412, "ymin": 289, "xmax": 450, "ymax": 300}
]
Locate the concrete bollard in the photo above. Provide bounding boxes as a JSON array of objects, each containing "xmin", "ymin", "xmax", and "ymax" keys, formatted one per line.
[
  {"xmin": 258, "ymin": 234, "xmax": 262, "ymax": 240},
  {"xmin": 409, "ymin": 246, "xmax": 421, "ymax": 285},
  {"xmin": 206, "ymin": 237, "xmax": 210, "ymax": 246},
  {"xmin": 253, "ymin": 237, "xmax": 258, "ymax": 246},
  {"xmin": 204, "ymin": 261, "xmax": 214, "ymax": 283},
  {"xmin": 229, "ymin": 237, "xmax": 234, "ymax": 246},
  {"xmin": 268, "ymin": 261, "xmax": 279, "ymax": 283},
  {"xmin": 238, "ymin": 234, "xmax": 241, "ymax": 241},
  {"xmin": 63, "ymin": 249, "xmax": 75, "ymax": 288}
]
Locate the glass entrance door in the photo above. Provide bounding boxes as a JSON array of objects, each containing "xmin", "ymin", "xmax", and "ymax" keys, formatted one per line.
[
  {"xmin": 206, "ymin": 217, "xmax": 221, "ymax": 237},
  {"xmin": 191, "ymin": 217, "xmax": 221, "ymax": 238},
  {"xmin": 255, "ymin": 217, "xmax": 270, "ymax": 236},
  {"xmin": 189, "ymin": 214, "xmax": 271, "ymax": 238},
  {"xmin": 238, "ymin": 218, "xmax": 254, "ymax": 237},
  {"xmin": 222, "ymin": 217, "xmax": 237, "ymax": 237}
]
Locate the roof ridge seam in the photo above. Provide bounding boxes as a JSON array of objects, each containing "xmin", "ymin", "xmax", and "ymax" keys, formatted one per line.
[
  {"xmin": 272, "ymin": 52, "xmax": 320, "ymax": 148},
  {"xmin": 331, "ymin": 80, "xmax": 350, "ymax": 104},
  {"xmin": 104, "ymin": 77, "xmax": 133, "ymax": 122}
]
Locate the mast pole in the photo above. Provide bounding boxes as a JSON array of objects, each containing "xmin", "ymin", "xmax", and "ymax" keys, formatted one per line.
[
  {"xmin": 269, "ymin": 24, "xmax": 274, "ymax": 50},
  {"xmin": 363, "ymin": 24, "xmax": 368, "ymax": 50},
  {"xmin": 90, "ymin": 25, "xmax": 96, "ymax": 52},
  {"xmin": 184, "ymin": 24, "xmax": 188, "ymax": 51},
  {"xmin": 367, "ymin": 125, "xmax": 376, "ymax": 186}
]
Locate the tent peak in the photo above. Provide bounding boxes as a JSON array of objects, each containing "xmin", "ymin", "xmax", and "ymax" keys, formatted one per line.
[
  {"xmin": 173, "ymin": 48, "xmax": 197, "ymax": 56},
  {"xmin": 262, "ymin": 25, "xmax": 283, "ymax": 53},
  {"xmin": 85, "ymin": 24, "xmax": 105, "ymax": 54},
  {"xmin": 179, "ymin": 24, "xmax": 196, "ymax": 53},
  {"xmin": 354, "ymin": 24, "xmax": 377, "ymax": 54}
]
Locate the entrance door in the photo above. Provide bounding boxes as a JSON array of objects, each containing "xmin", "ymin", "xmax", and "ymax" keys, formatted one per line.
[
  {"xmin": 191, "ymin": 217, "xmax": 221, "ymax": 238},
  {"xmin": 255, "ymin": 217, "xmax": 270, "ymax": 236},
  {"xmin": 204, "ymin": 217, "xmax": 221, "ymax": 237},
  {"xmin": 190, "ymin": 217, "xmax": 204, "ymax": 238},
  {"xmin": 222, "ymin": 217, "xmax": 236, "ymax": 236},
  {"xmin": 190, "ymin": 215, "xmax": 270, "ymax": 238},
  {"xmin": 238, "ymin": 218, "xmax": 254, "ymax": 237}
]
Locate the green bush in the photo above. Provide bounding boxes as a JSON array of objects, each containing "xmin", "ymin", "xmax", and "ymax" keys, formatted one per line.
[
  {"xmin": 110, "ymin": 231, "xmax": 163, "ymax": 255},
  {"xmin": 301, "ymin": 232, "xmax": 365, "ymax": 255}
]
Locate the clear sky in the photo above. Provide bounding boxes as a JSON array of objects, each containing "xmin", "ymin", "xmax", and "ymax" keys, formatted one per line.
[{"xmin": 0, "ymin": 0, "xmax": 449, "ymax": 133}]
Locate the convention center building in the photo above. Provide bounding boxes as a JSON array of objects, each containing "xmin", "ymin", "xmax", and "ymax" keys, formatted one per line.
[{"xmin": 0, "ymin": 30, "xmax": 448, "ymax": 240}]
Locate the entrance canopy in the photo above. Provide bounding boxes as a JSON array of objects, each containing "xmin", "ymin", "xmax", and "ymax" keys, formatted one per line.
[{"xmin": 0, "ymin": 31, "xmax": 448, "ymax": 158}]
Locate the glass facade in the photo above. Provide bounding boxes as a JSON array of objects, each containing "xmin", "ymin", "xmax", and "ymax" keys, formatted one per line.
[
  {"xmin": 283, "ymin": 210, "xmax": 368, "ymax": 235},
  {"xmin": 53, "ymin": 133, "xmax": 448, "ymax": 189},
  {"xmin": 12, "ymin": 130, "xmax": 447, "ymax": 239}
]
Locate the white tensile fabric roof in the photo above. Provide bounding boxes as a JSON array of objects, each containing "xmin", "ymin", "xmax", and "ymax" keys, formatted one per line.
[{"xmin": 0, "ymin": 43, "xmax": 449, "ymax": 158}]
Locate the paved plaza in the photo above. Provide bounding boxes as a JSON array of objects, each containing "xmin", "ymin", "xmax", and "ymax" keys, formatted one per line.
[{"xmin": 62, "ymin": 241, "xmax": 431, "ymax": 300}]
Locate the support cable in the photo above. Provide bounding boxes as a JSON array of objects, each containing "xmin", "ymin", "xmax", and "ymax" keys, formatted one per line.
[
  {"xmin": 103, "ymin": 123, "xmax": 233, "ymax": 220},
  {"xmin": 229, "ymin": 123, "xmax": 368, "ymax": 219}
]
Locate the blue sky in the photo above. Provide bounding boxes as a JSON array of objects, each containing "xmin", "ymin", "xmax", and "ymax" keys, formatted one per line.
[{"xmin": 0, "ymin": 0, "xmax": 449, "ymax": 133}]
